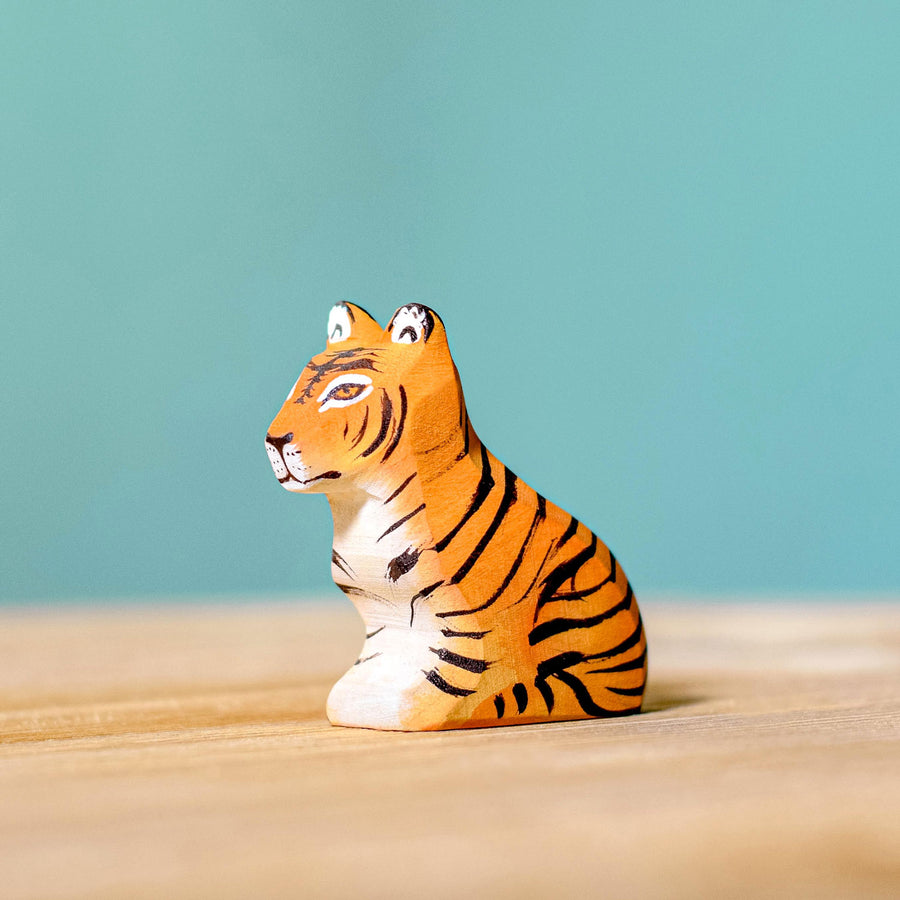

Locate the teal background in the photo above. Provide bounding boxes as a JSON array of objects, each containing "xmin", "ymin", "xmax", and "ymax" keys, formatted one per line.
[{"xmin": 2, "ymin": 2, "xmax": 898, "ymax": 603}]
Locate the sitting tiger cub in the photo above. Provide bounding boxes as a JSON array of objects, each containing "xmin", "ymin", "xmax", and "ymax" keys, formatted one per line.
[{"xmin": 266, "ymin": 302, "xmax": 646, "ymax": 730}]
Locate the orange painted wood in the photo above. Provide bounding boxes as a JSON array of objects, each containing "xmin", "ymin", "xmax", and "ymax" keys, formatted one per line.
[{"xmin": 265, "ymin": 303, "xmax": 645, "ymax": 730}]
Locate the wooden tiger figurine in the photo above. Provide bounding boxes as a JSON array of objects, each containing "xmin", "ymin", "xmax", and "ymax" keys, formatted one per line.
[{"xmin": 265, "ymin": 302, "xmax": 647, "ymax": 730}]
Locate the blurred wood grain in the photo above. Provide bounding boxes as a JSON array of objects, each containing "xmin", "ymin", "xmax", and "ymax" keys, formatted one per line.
[{"xmin": 0, "ymin": 598, "xmax": 898, "ymax": 899}]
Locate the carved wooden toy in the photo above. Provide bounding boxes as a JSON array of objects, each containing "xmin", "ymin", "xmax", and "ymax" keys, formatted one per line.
[{"xmin": 266, "ymin": 303, "xmax": 646, "ymax": 730}]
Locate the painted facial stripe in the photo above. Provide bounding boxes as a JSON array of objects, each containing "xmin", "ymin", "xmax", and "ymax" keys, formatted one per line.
[
  {"xmin": 297, "ymin": 352, "xmax": 379, "ymax": 404},
  {"xmin": 350, "ymin": 406, "xmax": 370, "ymax": 448},
  {"xmin": 381, "ymin": 385, "xmax": 407, "ymax": 462},
  {"xmin": 360, "ymin": 391, "xmax": 393, "ymax": 457}
]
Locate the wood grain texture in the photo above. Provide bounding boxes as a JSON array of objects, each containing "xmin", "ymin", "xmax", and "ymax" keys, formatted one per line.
[{"xmin": 1, "ymin": 599, "xmax": 898, "ymax": 899}]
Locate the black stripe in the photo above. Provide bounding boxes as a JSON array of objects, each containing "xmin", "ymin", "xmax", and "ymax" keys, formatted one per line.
[
  {"xmin": 440, "ymin": 627, "xmax": 490, "ymax": 639},
  {"xmin": 448, "ymin": 465, "xmax": 518, "ymax": 586},
  {"xmin": 381, "ymin": 385, "xmax": 407, "ymax": 462},
  {"xmin": 331, "ymin": 549, "xmax": 354, "ymax": 578},
  {"xmin": 409, "ymin": 580, "xmax": 443, "ymax": 626},
  {"xmin": 513, "ymin": 682, "xmax": 528, "ymax": 714},
  {"xmin": 557, "ymin": 515, "xmax": 579, "ymax": 549},
  {"xmin": 293, "ymin": 470, "xmax": 340, "ymax": 485},
  {"xmin": 383, "ymin": 471, "xmax": 416, "ymax": 505},
  {"xmin": 606, "ymin": 684, "xmax": 645, "ymax": 696},
  {"xmin": 535, "ymin": 676, "xmax": 555, "ymax": 714},
  {"xmin": 434, "ymin": 444, "xmax": 494, "ymax": 552},
  {"xmin": 494, "ymin": 694, "xmax": 505, "ymax": 718},
  {"xmin": 354, "ymin": 652, "xmax": 381, "ymax": 666},
  {"xmin": 335, "ymin": 583, "xmax": 390, "ymax": 604},
  {"xmin": 515, "ymin": 543, "xmax": 555, "ymax": 607},
  {"xmin": 552, "ymin": 669, "xmax": 638, "ymax": 717},
  {"xmin": 377, "ymin": 503, "xmax": 426, "ymax": 542},
  {"xmin": 429, "ymin": 646, "xmax": 489, "ymax": 674},
  {"xmin": 349, "ymin": 406, "xmax": 369, "ymax": 448},
  {"xmin": 529, "ymin": 584, "xmax": 634, "ymax": 646},
  {"xmin": 582, "ymin": 615, "xmax": 645, "ymax": 665},
  {"xmin": 450, "ymin": 491, "xmax": 545, "ymax": 617},
  {"xmin": 586, "ymin": 649, "xmax": 646, "ymax": 674},
  {"xmin": 299, "ymin": 356, "xmax": 380, "ymax": 404},
  {"xmin": 365, "ymin": 626, "xmax": 385, "ymax": 639},
  {"xmin": 534, "ymin": 649, "xmax": 641, "ymax": 718},
  {"xmin": 360, "ymin": 391, "xmax": 393, "ymax": 457},
  {"xmin": 423, "ymin": 668, "xmax": 475, "ymax": 697},
  {"xmin": 387, "ymin": 547, "xmax": 420, "ymax": 581},
  {"xmin": 456, "ymin": 412, "xmax": 471, "ymax": 461},
  {"xmin": 549, "ymin": 548, "xmax": 618, "ymax": 602},
  {"xmin": 533, "ymin": 533, "xmax": 599, "ymax": 619}
]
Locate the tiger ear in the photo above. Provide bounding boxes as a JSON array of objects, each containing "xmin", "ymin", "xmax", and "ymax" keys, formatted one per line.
[
  {"xmin": 387, "ymin": 304, "xmax": 446, "ymax": 345},
  {"xmin": 326, "ymin": 302, "xmax": 383, "ymax": 346}
]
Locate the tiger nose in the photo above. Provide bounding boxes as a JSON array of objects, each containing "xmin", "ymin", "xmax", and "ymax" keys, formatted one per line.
[{"xmin": 266, "ymin": 432, "xmax": 293, "ymax": 450}]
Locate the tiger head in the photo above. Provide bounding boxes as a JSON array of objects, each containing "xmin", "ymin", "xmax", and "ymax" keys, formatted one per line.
[{"xmin": 265, "ymin": 303, "xmax": 467, "ymax": 495}]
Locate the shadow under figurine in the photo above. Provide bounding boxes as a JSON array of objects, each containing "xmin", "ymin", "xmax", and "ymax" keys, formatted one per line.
[{"xmin": 266, "ymin": 302, "xmax": 647, "ymax": 731}]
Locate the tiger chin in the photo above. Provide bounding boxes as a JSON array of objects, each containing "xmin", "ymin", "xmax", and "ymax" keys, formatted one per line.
[{"xmin": 266, "ymin": 302, "xmax": 647, "ymax": 731}]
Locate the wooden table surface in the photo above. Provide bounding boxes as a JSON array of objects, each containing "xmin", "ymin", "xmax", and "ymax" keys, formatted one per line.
[{"xmin": 1, "ymin": 598, "xmax": 898, "ymax": 899}]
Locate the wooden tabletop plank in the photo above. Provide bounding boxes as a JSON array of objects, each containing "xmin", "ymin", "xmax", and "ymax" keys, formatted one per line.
[{"xmin": 1, "ymin": 599, "xmax": 898, "ymax": 899}]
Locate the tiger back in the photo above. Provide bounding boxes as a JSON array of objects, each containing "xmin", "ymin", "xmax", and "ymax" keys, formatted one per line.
[{"xmin": 265, "ymin": 302, "xmax": 647, "ymax": 731}]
